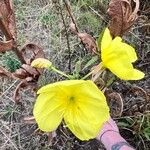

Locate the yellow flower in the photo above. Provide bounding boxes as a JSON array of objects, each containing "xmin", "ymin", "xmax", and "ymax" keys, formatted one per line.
[
  {"xmin": 33, "ymin": 80, "xmax": 109, "ymax": 140},
  {"xmin": 100, "ymin": 28, "xmax": 144, "ymax": 80},
  {"xmin": 31, "ymin": 58, "xmax": 52, "ymax": 69}
]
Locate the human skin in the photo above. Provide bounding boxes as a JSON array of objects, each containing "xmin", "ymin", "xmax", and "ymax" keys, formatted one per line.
[{"xmin": 96, "ymin": 118, "xmax": 135, "ymax": 150}]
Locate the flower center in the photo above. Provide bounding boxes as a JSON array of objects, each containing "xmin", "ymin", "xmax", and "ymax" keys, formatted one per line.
[{"xmin": 69, "ymin": 96, "xmax": 75, "ymax": 102}]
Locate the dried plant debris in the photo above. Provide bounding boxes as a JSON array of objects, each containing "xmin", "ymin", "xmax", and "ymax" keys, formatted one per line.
[
  {"xmin": 13, "ymin": 43, "xmax": 45, "ymax": 81},
  {"xmin": 0, "ymin": 0, "xmax": 16, "ymax": 40},
  {"xmin": 0, "ymin": 0, "xmax": 16, "ymax": 52},
  {"xmin": 0, "ymin": 2, "xmax": 45, "ymax": 103},
  {"xmin": 105, "ymin": 90, "xmax": 123, "ymax": 117},
  {"xmin": 70, "ymin": 22, "xmax": 97, "ymax": 53},
  {"xmin": 20, "ymin": 43, "xmax": 45, "ymax": 65},
  {"xmin": 124, "ymin": 86, "xmax": 150, "ymax": 116},
  {"xmin": 0, "ymin": 40, "xmax": 14, "ymax": 52},
  {"xmin": 0, "ymin": 42, "xmax": 45, "ymax": 103},
  {"xmin": 13, "ymin": 78, "xmax": 37, "ymax": 103},
  {"xmin": 12, "ymin": 43, "xmax": 45, "ymax": 103},
  {"xmin": 23, "ymin": 116, "xmax": 35, "ymax": 124},
  {"xmin": 0, "ymin": 66, "xmax": 13, "ymax": 77},
  {"xmin": 64, "ymin": 0, "xmax": 97, "ymax": 53},
  {"xmin": 108, "ymin": 0, "xmax": 140, "ymax": 37}
]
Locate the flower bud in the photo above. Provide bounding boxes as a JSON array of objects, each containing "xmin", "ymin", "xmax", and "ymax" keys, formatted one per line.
[{"xmin": 31, "ymin": 58, "xmax": 52, "ymax": 69}]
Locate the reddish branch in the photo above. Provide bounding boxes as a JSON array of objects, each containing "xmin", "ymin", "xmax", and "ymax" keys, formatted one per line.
[
  {"xmin": 0, "ymin": 0, "xmax": 26, "ymax": 63},
  {"xmin": 0, "ymin": 17, "xmax": 12, "ymax": 40}
]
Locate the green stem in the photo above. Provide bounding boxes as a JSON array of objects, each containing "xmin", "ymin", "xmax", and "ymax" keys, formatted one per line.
[{"xmin": 51, "ymin": 66, "xmax": 70, "ymax": 79}]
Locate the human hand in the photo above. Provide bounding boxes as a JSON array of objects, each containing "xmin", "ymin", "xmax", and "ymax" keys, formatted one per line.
[
  {"xmin": 96, "ymin": 118, "xmax": 135, "ymax": 150},
  {"xmin": 96, "ymin": 117, "xmax": 119, "ymax": 140}
]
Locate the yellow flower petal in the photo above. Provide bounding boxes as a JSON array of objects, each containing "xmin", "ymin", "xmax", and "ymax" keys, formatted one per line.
[
  {"xmin": 33, "ymin": 92, "xmax": 66, "ymax": 132},
  {"xmin": 37, "ymin": 80, "xmax": 85, "ymax": 94},
  {"xmin": 107, "ymin": 37, "xmax": 137, "ymax": 63},
  {"xmin": 101, "ymin": 28, "xmax": 112, "ymax": 51},
  {"xmin": 31, "ymin": 58, "xmax": 52, "ymax": 69},
  {"xmin": 105, "ymin": 57, "xmax": 144, "ymax": 80},
  {"xmin": 122, "ymin": 43, "xmax": 137, "ymax": 62},
  {"xmin": 64, "ymin": 80, "xmax": 109, "ymax": 140},
  {"xmin": 102, "ymin": 37, "xmax": 123, "ymax": 65},
  {"xmin": 34, "ymin": 80, "xmax": 110, "ymax": 140},
  {"xmin": 100, "ymin": 28, "xmax": 144, "ymax": 80},
  {"xmin": 130, "ymin": 69, "xmax": 145, "ymax": 80}
]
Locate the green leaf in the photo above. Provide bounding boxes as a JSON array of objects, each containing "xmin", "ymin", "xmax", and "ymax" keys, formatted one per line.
[
  {"xmin": 83, "ymin": 56, "xmax": 98, "ymax": 70},
  {"xmin": 117, "ymin": 121, "xmax": 131, "ymax": 128},
  {"xmin": 75, "ymin": 60, "xmax": 82, "ymax": 76},
  {"xmin": 97, "ymin": 28, "xmax": 105, "ymax": 50},
  {"xmin": 143, "ymin": 127, "xmax": 150, "ymax": 140}
]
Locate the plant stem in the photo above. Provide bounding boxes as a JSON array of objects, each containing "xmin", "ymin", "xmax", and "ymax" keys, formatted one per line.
[
  {"xmin": 0, "ymin": 17, "xmax": 26, "ymax": 64},
  {"xmin": 54, "ymin": 0, "xmax": 72, "ymax": 73},
  {"xmin": 82, "ymin": 63, "xmax": 104, "ymax": 80},
  {"xmin": 81, "ymin": 70, "xmax": 94, "ymax": 80},
  {"xmin": 51, "ymin": 66, "xmax": 70, "ymax": 79}
]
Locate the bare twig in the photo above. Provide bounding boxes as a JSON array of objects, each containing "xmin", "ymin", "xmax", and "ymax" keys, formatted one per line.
[
  {"xmin": 0, "ymin": 6, "xmax": 26, "ymax": 64},
  {"xmin": 64, "ymin": 1, "xmax": 97, "ymax": 53},
  {"xmin": 63, "ymin": 0, "xmax": 79, "ymax": 32},
  {"xmin": 55, "ymin": 1, "xmax": 72, "ymax": 73},
  {"xmin": 89, "ymin": 6, "xmax": 108, "ymax": 24}
]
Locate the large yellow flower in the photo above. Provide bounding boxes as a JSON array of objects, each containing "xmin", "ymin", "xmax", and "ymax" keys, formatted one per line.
[
  {"xmin": 33, "ymin": 80, "xmax": 109, "ymax": 140},
  {"xmin": 100, "ymin": 28, "xmax": 144, "ymax": 80}
]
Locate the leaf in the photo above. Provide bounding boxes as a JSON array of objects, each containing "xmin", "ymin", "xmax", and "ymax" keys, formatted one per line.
[
  {"xmin": 13, "ymin": 64, "xmax": 40, "ymax": 82},
  {"xmin": 13, "ymin": 79, "xmax": 37, "ymax": 103},
  {"xmin": 12, "ymin": 68, "xmax": 29, "ymax": 79},
  {"xmin": 66, "ymin": 0, "xmax": 97, "ymax": 53},
  {"xmin": 83, "ymin": 56, "xmax": 98, "ymax": 70},
  {"xmin": 77, "ymin": 32, "xmax": 97, "ymax": 53},
  {"xmin": 21, "ymin": 64, "xmax": 40, "ymax": 78},
  {"xmin": 131, "ymin": 86, "xmax": 149, "ymax": 102},
  {"xmin": 20, "ymin": 43, "xmax": 45, "ymax": 65},
  {"xmin": 117, "ymin": 121, "xmax": 131, "ymax": 128},
  {"xmin": 13, "ymin": 43, "xmax": 45, "ymax": 80},
  {"xmin": 13, "ymin": 80, "xmax": 28, "ymax": 103},
  {"xmin": 108, "ymin": 0, "xmax": 140, "ymax": 37},
  {"xmin": 143, "ymin": 127, "xmax": 150, "ymax": 140},
  {"xmin": 70, "ymin": 22, "xmax": 97, "ymax": 53},
  {"xmin": 12, "ymin": 44, "xmax": 45, "ymax": 103},
  {"xmin": 74, "ymin": 60, "xmax": 82, "ymax": 77}
]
